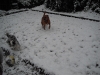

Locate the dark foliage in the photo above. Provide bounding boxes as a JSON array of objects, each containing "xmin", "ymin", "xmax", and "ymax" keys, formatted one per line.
[
  {"xmin": 17, "ymin": 0, "xmax": 45, "ymax": 9},
  {"xmin": 0, "ymin": 0, "xmax": 45, "ymax": 10},
  {"xmin": 45, "ymin": 0, "xmax": 74, "ymax": 12},
  {"xmin": 0, "ymin": 0, "xmax": 12, "ymax": 11},
  {"xmin": 0, "ymin": 0, "xmax": 100, "ymax": 13},
  {"xmin": 45, "ymin": 0, "xmax": 100, "ymax": 13}
]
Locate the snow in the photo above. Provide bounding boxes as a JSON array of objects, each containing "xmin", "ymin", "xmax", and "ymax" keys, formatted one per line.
[
  {"xmin": 0, "ymin": 10, "xmax": 6, "ymax": 16},
  {"xmin": 0, "ymin": 5, "xmax": 100, "ymax": 75},
  {"xmin": 33, "ymin": 5, "xmax": 100, "ymax": 20}
]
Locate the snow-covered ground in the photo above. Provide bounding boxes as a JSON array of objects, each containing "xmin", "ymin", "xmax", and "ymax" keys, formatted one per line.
[
  {"xmin": 0, "ymin": 5, "xmax": 100, "ymax": 75},
  {"xmin": 33, "ymin": 5, "xmax": 100, "ymax": 20}
]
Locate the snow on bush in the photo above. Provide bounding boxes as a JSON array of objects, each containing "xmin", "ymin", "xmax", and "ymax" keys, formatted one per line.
[
  {"xmin": 17, "ymin": 0, "xmax": 31, "ymax": 8},
  {"xmin": 45, "ymin": 0, "xmax": 100, "ymax": 13}
]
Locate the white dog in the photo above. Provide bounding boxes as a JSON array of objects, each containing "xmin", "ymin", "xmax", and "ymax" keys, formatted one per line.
[{"xmin": 6, "ymin": 33, "xmax": 21, "ymax": 51}]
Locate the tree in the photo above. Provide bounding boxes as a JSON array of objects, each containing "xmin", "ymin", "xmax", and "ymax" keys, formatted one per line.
[
  {"xmin": 45, "ymin": 0, "xmax": 74, "ymax": 12},
  {"xmin": 84, "ymin": 0, "xmax": 91, "ymax": 11}
]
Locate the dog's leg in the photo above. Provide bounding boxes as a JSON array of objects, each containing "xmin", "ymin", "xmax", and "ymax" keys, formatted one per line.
[
  {"xmin": 42, "ymin": 25, "xmax": 43, "ymax": 28},
  {"xmin": 44, "ymin": 25, "xmax": 45, "ymax": 30},
  {"xmin": 49, "ymin": 24, "xmax": 50, "ymax": 29}
]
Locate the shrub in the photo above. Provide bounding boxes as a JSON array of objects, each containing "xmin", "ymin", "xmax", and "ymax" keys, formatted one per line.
[
  {"xmin": 45, "ymin": 0, "xmax": 74, "ymax": 12},
  {"xmin": 45, "ymin": 0, "xmax": 100, "ymax": 13},
  {"xmin": 0, "ymin": 0, "xmax": 12, "ymax": 11},
  {"xmin": 17, "ymin": 0, "xmax": 32, "ymax": 8},
  {"xmin": 17, "ymin": 0, "xmax": 45, "ymax": 9}
]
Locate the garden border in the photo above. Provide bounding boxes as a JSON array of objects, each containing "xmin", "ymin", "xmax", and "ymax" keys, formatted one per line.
[
  {"xmin": 31, "ymin": 9, "xmax": 100, "ymax": 22},
  {"xmin": 0, "ymin": 9, "xmax": 100, "ymax": 22}
]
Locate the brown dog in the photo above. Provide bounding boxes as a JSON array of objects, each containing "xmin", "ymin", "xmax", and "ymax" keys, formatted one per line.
[{"xmin": 41, "ymin": 12, "xmax": 51, "ymax": 30}]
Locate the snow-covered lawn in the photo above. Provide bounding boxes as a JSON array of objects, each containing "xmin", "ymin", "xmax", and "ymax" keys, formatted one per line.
[
  {"xmin": 0, "ymin": 8, "xmax": 100, "ymax": 75},
  {"xmin": 33, "ymin": 5, "xmax": 100, "ymax": 20}
]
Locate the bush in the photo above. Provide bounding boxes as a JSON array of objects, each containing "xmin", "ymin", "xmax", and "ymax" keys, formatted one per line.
[
  {"xmin": 0, "ymin": 0, "xmax": 45, "ymax": 10},
  {"xmin": 0, "ymin": 0, "xmax": 12, "ymax": 11},
  {"xmin": 17, "ymin": 0, "xmax": 45, "ymax": 9},
  {"xmin": 45, "ymin": 0, "xmax": 74, "ymax": 12},
  {"xmin": 17, "ymin": 0, "xmax": 32, "ymax": 8},
  {"xmin": 45, "ymin": 0, "xmax": 100, "ymax": 13}
]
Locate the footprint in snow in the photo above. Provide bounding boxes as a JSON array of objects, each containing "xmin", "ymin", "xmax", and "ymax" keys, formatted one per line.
[
  {"xmin": 68, "ymin": 29, "xmax": 70, "ymax": 30},
  {"xmin": 81, "ymin": 40, "xmax": 84, "ymax": 42},
  {"xmin": 80, "ymin": 46, "xmax": 83, "ymax": 48},
  {"xmin": 50, "ymin": 50, "xmax": 53, "ymax": 52},
  {"xmin": 92, "ymin": 45, "xmax": 99, "ymax": 48},
  {"xmin": 68, "ymin": 47, "xmax": 73, "ymax": 52},
  {"xmin": 89, "ymin": 35, "xmax": 92, "ymax": 37}
]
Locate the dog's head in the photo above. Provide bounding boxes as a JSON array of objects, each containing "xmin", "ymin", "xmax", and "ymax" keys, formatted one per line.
[{"xmin": 6, "ymin": 33, "xmax": 10, "ymax": 38}]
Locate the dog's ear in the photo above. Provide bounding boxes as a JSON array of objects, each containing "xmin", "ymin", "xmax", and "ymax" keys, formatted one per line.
[
  {"xmin": 6, "ymin": 33, "xmax": 10, "ymax": 37},
  {"xmin": 43, "ymin": 11, "xmax": 46, "ymax": 14}
]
